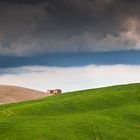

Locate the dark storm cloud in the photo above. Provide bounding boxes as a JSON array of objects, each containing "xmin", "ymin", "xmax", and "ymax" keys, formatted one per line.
[
  {"xmin": 0, "ymin": 51, "xmax": 140, "ymax": 69},
  {"xmin": 0, "ymin": 0, "xmax": 140, "ymax": 56},
  {"xmin": 0, "ymin": 0, "xmax": 47, "ymax": 5}
]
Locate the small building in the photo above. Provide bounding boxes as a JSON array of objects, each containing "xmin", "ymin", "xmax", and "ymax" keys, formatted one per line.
[{"xmin": 47, "ymin": 89, "xmax": 62, "ymax": 95}]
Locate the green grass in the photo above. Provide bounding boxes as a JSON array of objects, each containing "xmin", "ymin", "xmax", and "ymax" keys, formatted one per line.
[{"xmin": 0, "ymin": 83, "xmax": 140, "ymax": 140}]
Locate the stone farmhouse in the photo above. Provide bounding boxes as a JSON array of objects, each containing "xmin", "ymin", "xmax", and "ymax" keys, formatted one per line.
[{"xmin": 47, "ymin": 89, "xmax": 62, "ymax": 95}]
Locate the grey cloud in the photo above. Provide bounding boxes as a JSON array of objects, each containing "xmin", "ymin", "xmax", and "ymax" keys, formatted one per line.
[{"xmin": 0, "ymin": 0, "xmax": 140, "ymax": 56}]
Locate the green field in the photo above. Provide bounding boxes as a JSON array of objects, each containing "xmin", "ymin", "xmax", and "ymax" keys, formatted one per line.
[{"xmin": 0, "ymin": 83, "xmax": 140, "ymax": 140}]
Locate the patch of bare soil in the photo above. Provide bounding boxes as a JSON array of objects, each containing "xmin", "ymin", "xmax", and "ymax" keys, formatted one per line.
[{"xmin": 0, "ymin": 85, "xmax": 50, "ymax": 105}]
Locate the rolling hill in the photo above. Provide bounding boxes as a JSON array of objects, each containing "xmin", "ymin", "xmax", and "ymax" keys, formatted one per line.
[
  {"xmin": 0, "ymin": 85, "xmax": 50, "ymax": 105},
  {"xmin": 0, "ymin": 83, "xmax": 140, "ymax": 140}
]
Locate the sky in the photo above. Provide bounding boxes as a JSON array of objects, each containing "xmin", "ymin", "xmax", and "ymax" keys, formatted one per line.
[{"xmin": 0, "ymin": 0, "xmax": 140, "ymax": 92}]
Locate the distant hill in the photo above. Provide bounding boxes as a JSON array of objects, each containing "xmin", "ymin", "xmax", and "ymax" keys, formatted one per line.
[
  {"xmin": 0, "ymin": 85, "xmax": 49, "ymax": 104},
  {"xmin": 0, "ymin": 83, "xmax": 140, "ymax": 140}
]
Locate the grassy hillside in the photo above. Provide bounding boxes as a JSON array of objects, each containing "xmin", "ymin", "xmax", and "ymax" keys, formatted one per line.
[{"xmin": 0, "ymin": 83, "xmax": 140, "ymax": 140}]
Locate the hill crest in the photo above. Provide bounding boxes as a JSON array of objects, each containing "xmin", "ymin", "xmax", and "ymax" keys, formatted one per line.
[{"xmin": 0, "ymin": 85, "xmax": 50, "ymax": 105}]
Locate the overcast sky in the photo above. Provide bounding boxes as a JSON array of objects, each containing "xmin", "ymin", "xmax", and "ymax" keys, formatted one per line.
[
  {"xmin": 0, "ymin": 0, "xmax": 140, "ymax": 92},
  {"xmin": 0, "ymin": 0, "xmax": 140, "ymax": 55}
]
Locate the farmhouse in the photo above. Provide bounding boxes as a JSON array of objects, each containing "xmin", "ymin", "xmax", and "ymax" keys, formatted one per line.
[{"xmin": 47, "ymin": 89, "xmax": 62, "ymax": 95}]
